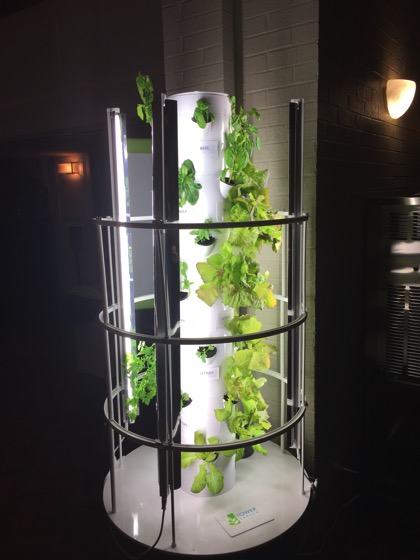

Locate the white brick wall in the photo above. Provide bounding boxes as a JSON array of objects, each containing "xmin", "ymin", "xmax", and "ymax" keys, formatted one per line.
[{"xmin": 162, "ymin": 0, "xmax": 235, "ymax": 94}]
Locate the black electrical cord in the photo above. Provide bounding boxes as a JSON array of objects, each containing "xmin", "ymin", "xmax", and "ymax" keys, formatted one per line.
[
  {"xmin": 109, "ymin": 500, "xmax": 167, "ymax": 560},
  {"xmin": 136, "ymin": 504, "xmax": 166, "ymax": 559}
]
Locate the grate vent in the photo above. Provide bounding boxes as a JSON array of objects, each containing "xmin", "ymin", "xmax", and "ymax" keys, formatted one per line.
[
  {"xmin": 388, "ymin": 213, "xmax": 409, "ymax": 240},
  {"xmin": 385, "ymin": 285, "xmax": 420, "ymax": 379},
  {"xmin": 385, "ymin": 285, "xmax": 405, "ymax": 376},
  {"xmin": 413, "ymin": 212, "xmax": 420, "ymax": 241},
  {"xmin": 407, "ymin": 286, "xmax": 420, "ymax": 378}
]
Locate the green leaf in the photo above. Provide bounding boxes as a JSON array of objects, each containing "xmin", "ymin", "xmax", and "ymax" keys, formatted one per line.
[
  {"xmin": 207, "ymin": 253, "xmax": 224, "ymax": 268},
  {"xmin": 181, "ymin": 452, "xmax": 198, "ymax": 468},
  {"xmin": 194, "ymin": 431, "xmax": 206, "ymax": 445},
  {"xmin": 214, "ymin": 399, "xmax": 233, "ymax": 422},
  {"xmin": 247, "ymin": 424, "xmax": 266, "ymax": 437},
  {"xmin": 196, "ymin": 283, "xmax": 219, "ymax": 307},
  {"xmin": 220, "ymin": 448, "xmax": 237, "ymax": 458},
  {"xmin": 214, "ymin": 408, "xmax": 229, "ymax": 422},
  {"xmin": 220, "ymin": 285, "xmax": 252, "ymax": 309},
  {"xmin": 178, "ymin": 159, "xmax": 202, "ymax": 207},
  {"xmin": 264, "ymin": 288, "xmax": 277, "ymax": 308},
  {"xmin": 206, "ymin": 463, "xmax": 224, "ymax": 495},
  {"xmin": 234, "ymin": 349, "xmax": 253, "ymax": 370},
  {"xmin": 195, "ymin": 113, "xmax": 206, "ymax": 128},
  {"xmin": 249, "ymin": 351, "xmax": 271, "ymax": 372},
  {"xmin": 136, "ymin": 73, "xmax": 153, "ymax": 125},
  {"xmin": 205, "ymin": 452, "xmax": 218, "ymax": 463},
  {"xmin": 235, "ymin": 447, "xmax": 245, "ymax": 461},
  {"xmin": 253, "ymin": 376, "xmax": 267, "ymax": 389},
  {"xmin": 242, "ymin": 398, "xmax": 256, "ymax": 416},
  {"xmin": 227, "ymin": 314, "xmax": 262, "ymax": 335},
  {"xmin": 196, "ymin": 262, "xmax": 217, "ymax": 283},
  {"xmin": 252, "ymin": 443, "xmax": 268, "ymax": 455},
  {"xmin": 191, "ymin": 463, "xmax": 208, "ymax": 494}
]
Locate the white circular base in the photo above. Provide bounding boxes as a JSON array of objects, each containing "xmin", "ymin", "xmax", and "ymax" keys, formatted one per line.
[{"xmin": 103, "ymin": 442, "xmax": 311, "ymax": 556}]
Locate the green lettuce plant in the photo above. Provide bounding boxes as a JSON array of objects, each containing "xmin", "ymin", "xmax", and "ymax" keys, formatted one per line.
[
  {"xmin": 214, "ymin": 315, "xmax": 275, "ymax": 459},
  {"xmin": 190, "ymin": 218, "xmax": 221, "ymax": 245},
  {"xmin": 196, "ymin": 241, "xmax": 276, "ymax": 310},
  {"xmin": 226, "ymin": 184, "xmax": 283, "ymax": 253},
  {"xmin": 181, "ymin": 392, "xmax": 192, "ymax": 408},
  {"xmin": 181, "ymin": 431, "xmax": 236, "ymax": 494},
  {"xmin": 196, "ymin": 344, "xmax": 216, "ymax": 362},
  {"xmin": 218, "ymin": 96, "xmax": 282, "ymax": 253}
]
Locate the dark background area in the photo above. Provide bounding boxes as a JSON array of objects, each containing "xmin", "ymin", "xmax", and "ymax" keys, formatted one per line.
[{"xmin": 316, "ymin": 0, "xmax": 420, "ymax": 477}]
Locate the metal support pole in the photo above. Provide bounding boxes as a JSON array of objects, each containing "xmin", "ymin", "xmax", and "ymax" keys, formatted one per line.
[
  {"xmin": 95, "ymin": 223, "xmax": 117, "ymax": 513},
  {"xmin": 152, "ymin": 94, "xmax": 180, "ymax": 547},
  {"xmin": 288, "ymin": 99, "xmax": 304, "ymax": 452}
]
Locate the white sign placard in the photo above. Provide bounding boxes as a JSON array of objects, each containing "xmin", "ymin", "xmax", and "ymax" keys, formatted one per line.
[
  {"xmin": 199, "ymin": 365, "xmax": 220, "ymax": 380},
  {"xmin": 215, "ymin": 505, "xmax": 274, "ymax": 537},
  {"xmin": 197, "ymin": 140, "xmax": 218, "ymax": 158}
]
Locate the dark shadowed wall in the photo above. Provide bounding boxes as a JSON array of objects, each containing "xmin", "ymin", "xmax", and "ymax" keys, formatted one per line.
[{"xmin": 316, "ymin": 0, "xmax": 420, "ymax": 476}]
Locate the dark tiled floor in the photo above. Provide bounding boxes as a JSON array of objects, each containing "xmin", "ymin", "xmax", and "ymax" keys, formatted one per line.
[{"xmin": 2, "ymin": 295, "xmax": 420, "ymax": 560}]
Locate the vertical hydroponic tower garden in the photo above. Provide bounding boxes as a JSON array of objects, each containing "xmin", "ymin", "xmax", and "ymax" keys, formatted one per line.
[{"xmin": 96, "ymin": 82, "xmax": 309, "ymax": 555}]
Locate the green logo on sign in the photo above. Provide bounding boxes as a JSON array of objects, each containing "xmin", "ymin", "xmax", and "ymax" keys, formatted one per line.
[{"xmin": 227, "ymin": 513, "xmax": 240, "ymax": 526}]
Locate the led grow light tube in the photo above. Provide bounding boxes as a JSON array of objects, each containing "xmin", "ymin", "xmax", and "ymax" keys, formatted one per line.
[{"xmin": 107, "ymin": 108, "xmax": 136, "ymax": 419}]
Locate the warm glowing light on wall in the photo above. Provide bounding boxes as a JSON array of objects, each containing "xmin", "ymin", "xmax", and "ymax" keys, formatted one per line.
[
  {"xmin": 57, "ymin": 162, "xmax": 83, "ymax": 175},
  {"xmin": 386, "ymin": 79, "xmax": 416, "ymax": 119}
]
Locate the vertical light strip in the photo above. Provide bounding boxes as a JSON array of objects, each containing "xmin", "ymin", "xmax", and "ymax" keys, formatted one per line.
[{"xmin": 107, "ymin": 109, "xmax": 136, "ymax": 415}]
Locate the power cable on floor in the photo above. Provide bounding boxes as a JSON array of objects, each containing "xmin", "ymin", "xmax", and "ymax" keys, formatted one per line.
[{"xmin": 109, "ymin": 502, "xmax": 166, "ymax": 559}]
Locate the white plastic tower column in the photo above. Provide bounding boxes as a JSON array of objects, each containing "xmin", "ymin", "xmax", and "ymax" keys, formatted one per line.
[{"xmin": 168, "ymin": 92, "xmax": 235, "ymax": 496}]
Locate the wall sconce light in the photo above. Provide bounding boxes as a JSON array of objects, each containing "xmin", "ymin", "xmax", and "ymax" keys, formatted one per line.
[
  {"xmin": 386, "ymin": 79, "xmax": 416, "ymax": 119},
  {"xmin": 57, "ymin": 162, "xmax": 82, "ymax": 175}
]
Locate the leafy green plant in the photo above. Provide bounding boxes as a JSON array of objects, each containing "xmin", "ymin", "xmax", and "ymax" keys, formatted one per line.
[
  {"xmin": 136, "ymin": 72, "xmax": 154, "ymax": 125},
  {"xmin": 196, "ymin": 344, "xmax": 216, "ymax": 362},
  {"xmin": 193, "ymin": 98, "xmax": 215, "ymax": 129},
  {"xmin": 196, "ymin": 241, "xmax": 277, "ymax": 310},
  {"xmin": 217, "ymin": 96, "xmax": 283, "ymax": 253},
  {"xmin": 181, "ymin": 392, "xmax": 192, "ymax": 408},
  {"xmin": 190, "ymin": 219, "xmax": 221, "ymax": 245},
  {"xmin": 179, "ymin": 159, "xmax": 202, "ymax": 208},
  {"xmin": 181, "ymin": 431, "xmax": 236, "ymax": 494},
  {"xmin": 180, "ymin": 261, "xmax": 193, "ymax": 295},
  {"xmin": 226, "ymin": 184, "xmax": 283, "ymax": 253},
  {"xmin": 214, "ymin": 315, "xmax": 275, "ymax": 458},
  {"xmin": 125, "ymin": 342, "xmax": 156, "ymax": 422},
  {"xmin": 220, "ymin": 96, "xmax": 262, "ymax": 187}
]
